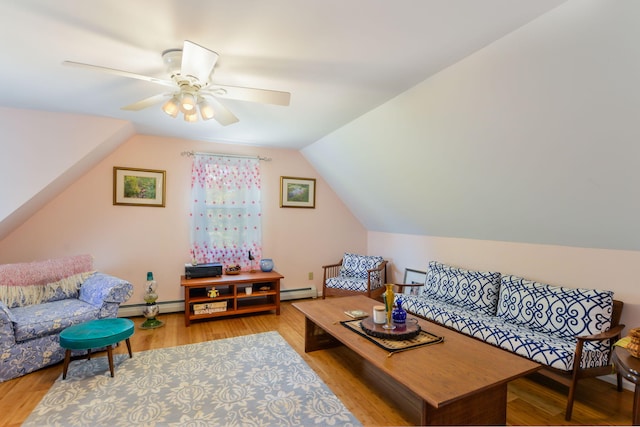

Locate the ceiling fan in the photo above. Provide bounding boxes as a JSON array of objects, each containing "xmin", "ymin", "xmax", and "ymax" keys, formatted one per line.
[{"xmin": 63, "ymin": 40, "xmax": 291, "ymax": 126}]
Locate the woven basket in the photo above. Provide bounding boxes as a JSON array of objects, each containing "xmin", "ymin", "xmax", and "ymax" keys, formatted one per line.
[{"xmin": 627, "ymin": 328, "xmax": 640, "ymax": 358}]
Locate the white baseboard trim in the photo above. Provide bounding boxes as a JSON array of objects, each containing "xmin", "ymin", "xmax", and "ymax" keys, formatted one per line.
[
  {"xmin": 118, "ymin": 301, "xmax": 184, "ymax": 318},
  {"xmin": 118, "ymin": 286, "xmax": 317, "ymax": 318}
]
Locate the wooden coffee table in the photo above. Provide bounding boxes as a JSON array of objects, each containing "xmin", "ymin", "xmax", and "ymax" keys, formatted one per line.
[{"xmin": 293, "ymin": 295, "xmax": 540, "ymax": 426}]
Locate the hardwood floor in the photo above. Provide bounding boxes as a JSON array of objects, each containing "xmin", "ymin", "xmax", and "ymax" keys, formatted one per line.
[{"xmin": 0, "ymin": 300, "xmax": 635, "ymax": 426}]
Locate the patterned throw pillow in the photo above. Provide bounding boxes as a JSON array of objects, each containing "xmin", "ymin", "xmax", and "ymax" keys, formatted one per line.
[
  {"xmin": 43, "ymin": 271, "xmax": 96, "ymax": 302},
  {"xmin": 423, "ymin": 261, "xmax": 502, "ymax": 316},
  {"xmin": 340, "ymin": 253, "xmax": 384, "ymax": 280},
  {"xmin": 496, "ymin": 275, "xmax": 613, "ymax": 339}
]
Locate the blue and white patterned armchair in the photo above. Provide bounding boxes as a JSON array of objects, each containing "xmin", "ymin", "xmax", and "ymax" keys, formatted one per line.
[
  {"xmin": 322, "ymin": 253, "xmax": 387, "ymax": 300},
  {"xmin": 0, "ymin": 255, "xmax": 133, "ymax": 382}
]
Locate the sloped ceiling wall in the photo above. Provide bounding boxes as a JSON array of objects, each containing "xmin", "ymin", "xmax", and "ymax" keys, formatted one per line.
[
  {"xmin": 302, "ymin": 0, "xmax": 640, "ymax": 251},
  {"xmin": 0, "ymin": 108, "xmax": 134, "ymax": 241}
]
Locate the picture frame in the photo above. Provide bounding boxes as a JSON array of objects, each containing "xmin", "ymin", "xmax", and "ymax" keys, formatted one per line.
[
  {"xmin": 280, "ymin": 176, "xmax": 316, "ymax": 208},
  {"xmin": 402, "ymin": 268, "xmax": 427, "ymax": 296},
  {"xmin": 113, "ymin": 167, "xmax": 166, "ymax": 207}
]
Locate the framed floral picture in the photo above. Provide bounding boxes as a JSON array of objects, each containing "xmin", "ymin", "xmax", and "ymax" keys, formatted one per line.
[
  {"xmin": 280, "ymin": 176, "xmax": 316, "ymax": 208},
  {"xmin": 113, "ymin": 167, "xmax": 166, "ymax": 207}
]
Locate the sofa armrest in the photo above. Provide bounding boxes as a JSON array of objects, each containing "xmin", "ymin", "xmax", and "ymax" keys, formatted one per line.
[
  {"xmin": 577, "ymin": 324, "xmax": 625, "ymax": 343},
  {"xmin": 79, "ymin": 272, "xmax": 134, "ymax": 307},
  {"xmin": 0, "ymin": 301, "xmax": 16, "ymax": 348},
  {"xmin": 392, "ymin": 282, "xmax": 423, "ymax": 293},
  {"xmin": 572, "ymin": 324, "xmax": 625, "ymax": 373}
]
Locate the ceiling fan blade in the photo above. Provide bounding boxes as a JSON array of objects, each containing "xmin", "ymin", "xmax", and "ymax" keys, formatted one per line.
[
  {"xmin": 209, "ymin": 85, "xmax": 291, "ymax": 106},
  {"xmin": 202, "ymin": 95, "xmax": 239, "ymax": 126},
  {"xmin": 121, "ymin": 93, "xmax": 173, "ymax": 111},
  {"xmin": 62, "ymin": 61, "xmax": 175, "ymax": 88},
  {"xmin": 181, "ymin": 40, "xmax": 219, "ymax": 83}
]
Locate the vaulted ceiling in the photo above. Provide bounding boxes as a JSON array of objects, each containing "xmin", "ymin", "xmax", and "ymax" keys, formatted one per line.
[{"xmin": 0, "ymin": 0, "xmax": 564, "ymax": 149}]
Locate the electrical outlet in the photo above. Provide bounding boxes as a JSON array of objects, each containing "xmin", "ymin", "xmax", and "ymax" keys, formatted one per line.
[{"xmin": 308, "ymin": 272, "xmax": 313, "ymax": 280}]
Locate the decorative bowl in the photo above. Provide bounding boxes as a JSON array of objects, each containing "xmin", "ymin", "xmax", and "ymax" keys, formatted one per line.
[{"xmin": 260, "ymin": 259, "xmax": 274, "ymax": 272}]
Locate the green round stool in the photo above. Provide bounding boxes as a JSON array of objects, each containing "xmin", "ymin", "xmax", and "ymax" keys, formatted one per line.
[{"xmin": 59, "ymin": 318, "xmax": 134, "ymax": 379}]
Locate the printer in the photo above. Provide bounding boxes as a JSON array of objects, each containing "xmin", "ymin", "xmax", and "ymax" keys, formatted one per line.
[{"xmin": 184, "ymin": 262, "xmax": 223, "ymax": 279}]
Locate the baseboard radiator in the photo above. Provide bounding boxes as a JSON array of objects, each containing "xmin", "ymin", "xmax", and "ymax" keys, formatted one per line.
[
  {"xmin": 280, "ymin": 286, "xmax": 317, "ymax": 301},
  {"xmin": 118, "ymin": 286, "xmax": 317, "ymax": 318}
]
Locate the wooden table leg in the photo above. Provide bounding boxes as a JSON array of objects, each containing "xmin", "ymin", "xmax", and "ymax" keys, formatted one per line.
[
  {"xmin": 125, "ymin": 338, "xmax": 133, "ymax": 358},
  {"xmin": 62, "ymin": 350, "xmax": 71, "ymax": 380},
  {"xmin": 304, "ymin": 317, "xmax": 341, "ymax": 353},
  {"xmin": 107, "ymin": 345, "xmax": 115, "ymax": 377},
  {"xmin": 633, "ymin": 384, "xmax": 640, "ymax": 426},
  {"xmin": 421, "ymin": 383, "xmax": 507, "ymax": 425}
]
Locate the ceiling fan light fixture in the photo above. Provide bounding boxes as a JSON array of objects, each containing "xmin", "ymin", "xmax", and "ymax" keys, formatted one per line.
[
  {"xmin": 181, "ymin": 92, "xmax": 196, "ymax": 112},
  {"xmin": 198, "ymin": 98, "xmax": 215, "ymax": 120},
  {"xmin": 184, "ymin": 110, "xmax": 198, "ymax": 123},
  {"xmin": 162, "ymin": 49, "xmax": 182, "ymax": 78},
  {"xmin": 162, "ymin": 96, "xmax": 180, "ymax": 118}
]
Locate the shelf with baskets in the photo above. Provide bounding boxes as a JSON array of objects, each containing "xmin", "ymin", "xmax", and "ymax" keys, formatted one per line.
[{"xmin": 180, "ymin": 271, "xmax": 283, "ymax": 326}]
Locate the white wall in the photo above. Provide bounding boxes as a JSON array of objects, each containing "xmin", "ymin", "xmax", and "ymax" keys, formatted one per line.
[
  {"xmin": 0, "ymin": 134, "xmax": 367, "ymax": 306},
  {"xmin": 369, "ymin": 231, "xmax": 640, "ymax": 336},
  {"xmin": 303, "ymin": 0, "xmax": 640, "ymax": 252},
  {"xmin": 0, "ymin": 108, "xmax": 134, "ymax": 239}
]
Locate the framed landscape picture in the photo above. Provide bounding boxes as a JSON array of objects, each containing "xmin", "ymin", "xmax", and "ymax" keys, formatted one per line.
[
  {"xmin": 280, "ymin": 176, "xmax": 316, "ymax": 208},
  {"xmin": 113, "ymin": 167, "xmax": 166, "ymax": 207},
  {"xmin": 402, "ymin": 268, "xmax": 427, "ymax": 296}
]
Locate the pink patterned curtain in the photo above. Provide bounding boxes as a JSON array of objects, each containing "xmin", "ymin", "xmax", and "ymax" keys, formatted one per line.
[{"xmin": 190, "ymin": 155, "xmax": 262, "ymax": 269}]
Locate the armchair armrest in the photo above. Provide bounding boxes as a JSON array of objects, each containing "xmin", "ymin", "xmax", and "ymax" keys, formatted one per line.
[
  {"xmin": 0, "ymin": 301, "xmax": 16, "ymax": 348},
  {"xmin": 322, "ymin": 260, "xmax": 343, "ymax": 281},
  {"xmin": 79, "ymin": 272, "xmax": 133, "ymax": 307},
  {"xmin": 366, "ymin": 260, "xmax": 388, "ymax": 292},
  {"xmin": 322, "ymin": 261, "xmax": 343, "ymax": 269}
]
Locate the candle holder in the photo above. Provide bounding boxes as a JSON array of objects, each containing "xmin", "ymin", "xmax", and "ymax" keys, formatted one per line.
[{"xmin": 382, "ymin": 283, "xmax": 396, "ymax": 330}]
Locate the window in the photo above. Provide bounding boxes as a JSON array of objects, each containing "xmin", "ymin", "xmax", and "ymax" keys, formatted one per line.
[{"xmin": 190, "ymin": 154, "xmax": 262, "ymax": 268}]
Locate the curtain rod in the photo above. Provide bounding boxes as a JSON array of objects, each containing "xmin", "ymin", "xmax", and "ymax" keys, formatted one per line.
[{"xmin": 181, "ymin": 150, "xmax": 272, "ymax": 161}]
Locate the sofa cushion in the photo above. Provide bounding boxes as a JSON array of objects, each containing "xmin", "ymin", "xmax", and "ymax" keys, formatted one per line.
[
  {"xmin": 325, "ymin": 277, "xmax": 384, "ymax": 292},
  {"xmin": 79, "ymin": 272, "xmax": 134, "ymax": 307},
  {"xmin": 423, "ymin": 261, "xmax": 502, "ymax": 316},
  {"xmin": 339, "ymin": 253, "xmax": 384, "ymax": 280},
  {"xmin": 10, "ymin": 299, "xmax": 101, "ymax": 342},
  {"xmin": 496, "ymin": 275, "xmax": 613, "ymax": 340}
]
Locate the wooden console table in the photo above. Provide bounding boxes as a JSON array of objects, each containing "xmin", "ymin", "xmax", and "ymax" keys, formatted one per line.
[{"xmin": 180, "ymin": 271, "xmax": 283, "ymax": 326}]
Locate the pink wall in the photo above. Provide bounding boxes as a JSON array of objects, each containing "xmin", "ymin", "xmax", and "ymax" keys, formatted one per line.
[
  {"xmin": 369, "ymin": 231, "xmax": 640, "ymax": 336},
  {"xmin": 0, "ymin": 135, "xmax": 367, "ymax": 305}
]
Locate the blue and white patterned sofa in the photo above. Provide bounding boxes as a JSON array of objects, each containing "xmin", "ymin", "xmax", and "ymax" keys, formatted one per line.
[
  {"xmin": 323, "ymin": 253, "xmax": 387, "ymax": 300},
  {"xmin": 397, "ymin": 261, "xmax": 624, "ymax": 421},
  {"xmin": 0, "ymin": 255, "xmax": 133, "ymax": 382}
]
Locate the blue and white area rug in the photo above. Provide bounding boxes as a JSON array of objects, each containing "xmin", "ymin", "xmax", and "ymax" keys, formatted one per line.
[{"xmin": 24, "ymin": 331, "xmax": 361, "ymax": 426}]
